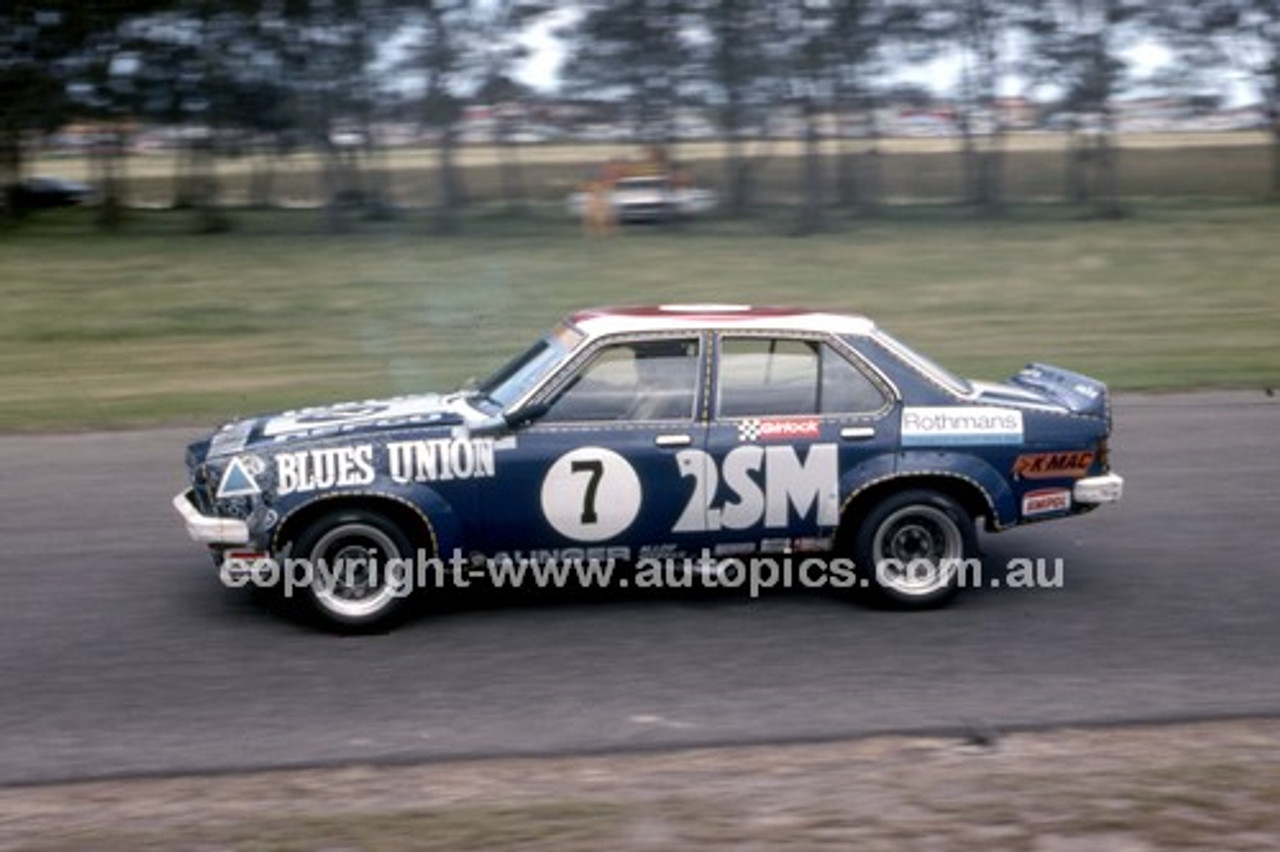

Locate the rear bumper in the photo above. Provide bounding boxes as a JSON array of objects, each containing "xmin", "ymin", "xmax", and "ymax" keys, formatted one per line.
[
  {"xmin": 1073, "ymin": 473, "xmax": 1124, "ymax": 505},
  {"xmin": 616, "ymin": 202, "xmax": 677, "ymax": 221},
  {"xmin": 172, "ymin": 489, "xmax": 250, "ymax": 545}
]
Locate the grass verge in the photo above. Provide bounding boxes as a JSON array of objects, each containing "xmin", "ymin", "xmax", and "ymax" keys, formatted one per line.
[
  {"xmin": 1, "ymin": 201, "xmax": 1277, "ymax": 431},
  {"xmin": 2, "ymin": 719, "xmax": 1278, "ymax": 851}
]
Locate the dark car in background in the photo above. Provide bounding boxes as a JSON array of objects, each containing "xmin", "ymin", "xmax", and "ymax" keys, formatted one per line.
[{"xmin": 5, "ymin": 176, "xmax": 94, "ymax": 212}]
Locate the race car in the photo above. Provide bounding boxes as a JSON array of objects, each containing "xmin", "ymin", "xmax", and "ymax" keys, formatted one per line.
[{"xmin": 175, "ymin": 305, "xmax": 1123, "ymax": 629}]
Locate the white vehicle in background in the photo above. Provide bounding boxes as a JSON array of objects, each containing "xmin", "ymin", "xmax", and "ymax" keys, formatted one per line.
[{"xmin": 568, "ymin": 175, "xmax": 717, "ymax": 223}]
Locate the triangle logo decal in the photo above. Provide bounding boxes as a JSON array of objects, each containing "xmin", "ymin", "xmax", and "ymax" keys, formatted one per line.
[{"xmin": 217, "ymin": 456, "xmax": 262, "ymax": 499}]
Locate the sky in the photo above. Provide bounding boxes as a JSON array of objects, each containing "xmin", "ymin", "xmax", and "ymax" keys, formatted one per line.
[
  {"xmin": 514, "ymin": 7, "xmax": 575, "ymax": 93},
  {"xmin": 513, "ymin": 19, "xmax": 1259, "ymax": 107}
]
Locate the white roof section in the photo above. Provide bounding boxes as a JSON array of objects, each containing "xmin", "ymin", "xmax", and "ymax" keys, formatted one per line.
[{"xmin": 567, "ymin": 305, "xmax": 878, "ymax": 338}]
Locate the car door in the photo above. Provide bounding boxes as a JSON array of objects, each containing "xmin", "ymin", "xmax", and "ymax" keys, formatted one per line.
[
  {"xmin": 477, "ymin": 333, "xmax": 710, "ymax": 562},
  {"xmin": 684, "ymin": 332, "xmax": 898, "ymax": 554}
]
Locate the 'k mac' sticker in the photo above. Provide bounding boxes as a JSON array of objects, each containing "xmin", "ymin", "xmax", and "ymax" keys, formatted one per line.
[{"xmin": 1013, "ymin": 451, "xmax": 1095, "ymax": 479}]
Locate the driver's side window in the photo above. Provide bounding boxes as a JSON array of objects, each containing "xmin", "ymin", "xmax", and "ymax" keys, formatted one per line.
[{"xmin": 541, "ymin": 337, "xmax": 700, "ymax": 422}]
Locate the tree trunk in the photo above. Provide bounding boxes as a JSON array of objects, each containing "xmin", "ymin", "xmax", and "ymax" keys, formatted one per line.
[
  {"xmin": 857, "ymin": 106, "xmax": 882, "ymax": 218},
  {"xmin": 1093, "ymin": 104, "xmax": 1122, "ymax": 218},
  {"xmin": 0, "ymin": 128, "xmax": 22, "ymax": 225},
  {"xmin": 1270, "ymin": 111, "xmax": 1280, "ymax": 199},
  {"xmin": 248, "ymin": 142, "xmax": 276, "ymax": 209},
  {"xmin": 836, "ymin": 137, "xmax": 856, "ymax": 210},
  {"xmin": 979, "ymin": 124, "xmax": 1006, "ymax": 216},
  {"xmin": 93, "ymin": 130, "xmax": 128, "ymax": 230},
  {"xmin": 434, "ymin": 124, "xmax": 462, "ymax": 233},
  {"xmin": 721, "ymin": 94, "xmax": 752, "ymax": 216},
  {"xmin": 354, "ymin": 125, "xmax": 394, "ymax": 221},
  {"xmin": 319, "ymin": 144, "xmax": 349, "ymax": 234},
  {"xmin": 495, "ymin": 116, "xmax": 526, "ymax": 214},
  {"xmin": 1092, "ymin": 136, "xmax": 1121, "ymax": 218},
  {"xmin": 1065, "ymin": 123, "xmax": 1089, "ymax": 205},
  {"xmin": 367, "ymin": 142, "xmax": 395, "ymax": 219},
  {"xmin": 186, "ymin": 136, "xmax": 229, "ymax": 233},
  {"xmin": 833, "ymin": 78, "xmax": 855, "ymax": 210},
  {"xmin": 172, "ymin": 140, "xmax": 195, "ymax": 209},
  {"xmin": 722, "ymin": 131, "xmax": 745, "ymax": 216},
  {"xmin": 796, "ymin": 102, "xmax": 823, "ymax": 236},
  {"xmin": 959, "ymin": 114, "xmax": 980, "ymax": 206}
]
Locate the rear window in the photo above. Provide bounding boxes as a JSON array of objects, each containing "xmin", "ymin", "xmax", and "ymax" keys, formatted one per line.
[
  {"xmin": 870, "ymin": 329, "xmax": 972, "ymax": 396},
  {"xmin": 717, "ymin": 337, "xmax": 887, "ymax": 417}
]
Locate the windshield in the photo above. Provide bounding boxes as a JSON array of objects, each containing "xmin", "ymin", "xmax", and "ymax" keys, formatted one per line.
[
  {"xmin": 871, "ymin": 329, "xmax": 973, "ymax": 396},
  {"xmin": 476, "ymin": 323, "xmax": 584, "ymax": 409}
]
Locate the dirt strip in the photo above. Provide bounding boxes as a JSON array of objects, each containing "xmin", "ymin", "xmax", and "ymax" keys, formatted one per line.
[{"xmin": 2, "ymin": 719, "xmax": 1279, "ymax": 851}]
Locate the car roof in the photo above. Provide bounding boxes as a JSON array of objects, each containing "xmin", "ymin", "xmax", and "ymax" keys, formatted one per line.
[{"xmin": 566, "ymin": 305, "xmax": 877, "ymax": 338}]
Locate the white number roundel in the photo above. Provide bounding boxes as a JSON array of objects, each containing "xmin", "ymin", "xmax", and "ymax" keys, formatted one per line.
[{"xmin": 540, "ymin": 447, "xmax": 642, "ymax": 542}]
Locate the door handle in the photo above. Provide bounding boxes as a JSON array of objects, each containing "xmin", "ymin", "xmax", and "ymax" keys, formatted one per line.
[
  {"xmin": 655, "ymin": 434, "xmax": 692, "ymax": 447},
  {"xmin": 840, "ymin": 426, "xmax": 876, "ymax": 441}
]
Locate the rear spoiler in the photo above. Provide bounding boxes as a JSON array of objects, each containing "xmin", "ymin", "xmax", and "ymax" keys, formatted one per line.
[{"xmin": 1009, "ymin": 363, "xmax": 1109, "ymax": 418}]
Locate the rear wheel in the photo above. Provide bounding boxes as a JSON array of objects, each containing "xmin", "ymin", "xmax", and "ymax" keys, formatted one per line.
[
  {"xmin": 291, "ymin": 509, "xmax": 417, "ymax": 632},
  {"xmin": 853, "ymin": 489, "xmax": 976, "ymax": 609}
]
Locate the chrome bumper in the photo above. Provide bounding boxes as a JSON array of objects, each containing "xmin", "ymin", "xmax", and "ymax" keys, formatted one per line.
[
  {"xmin": 1073, "ymin": 473, "xmax": 1124, "ymax": 505},
  {"xmin": 172, "ymin": 489, "xmax": 250, "ymax": 546}
]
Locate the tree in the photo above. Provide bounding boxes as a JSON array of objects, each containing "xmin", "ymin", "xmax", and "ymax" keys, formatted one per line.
[
  {"xmin": 561, "ymin": 0, "xmax": 696, "ymax": 152},
  {"xmin": 120, "ymin": 1, "xmax": 267, "ymax": 230},
  {"xmin": 262, "ymin": 0, "xmax": 397, "ymax": 232},
  {"xmin": 0, "ymin": 2, "xmax": 149, "ymax": 225},
  {"xmin": 473, "ymin": 1, "xmax": 554, "ymax": 213},
  {"xmin": 0, "ymin": 22, "xmax": 68, "ymax": 223},
  {"xmin": 828, "ymin": 0, "xmax": 917, "ymax": 215},
  {"xmin": 57, "ymin": 1, "xmax": 192, "ymax": 228},
  {"xmin": 401, "ymin": 0, "xmax": 477, "ymax": 233},
  {"xmin": 1155, "ymin": 1, "xmax": 1280, "ymax": 197},
  {"xmin": 770, "ymin": 0, "xmax": 837, "ymax": 234},
  {"xmin": 946, "ymin": 0, "xmax": 1017, "ymax": 212},
  {"xmin": 689, "ymin": 0, "xmax": 783, "ymax": 215},
  {"xmin": 1025, "ymin": 0, "xmax": 1145, "ymax": 217}
]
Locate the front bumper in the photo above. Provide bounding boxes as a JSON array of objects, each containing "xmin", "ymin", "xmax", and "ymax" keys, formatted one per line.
[
  {"xmin": 172, "ymin": 489, "xmax": 250, "ymax": 545},
  {"xmin": 1073, "ymin": 473, "xmax": 1124, "ymax": 505}
]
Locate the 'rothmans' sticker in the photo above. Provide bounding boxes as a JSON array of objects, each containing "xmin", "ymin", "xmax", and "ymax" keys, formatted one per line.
[{"xmin": 901, "ymin": 407, "xmax": 1024, "ymax": 446}]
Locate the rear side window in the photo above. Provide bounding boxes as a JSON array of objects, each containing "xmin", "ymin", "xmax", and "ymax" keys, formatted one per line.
[{"xmin": 718, "ymin": 337, "xmax": 886, "ymax": 417}]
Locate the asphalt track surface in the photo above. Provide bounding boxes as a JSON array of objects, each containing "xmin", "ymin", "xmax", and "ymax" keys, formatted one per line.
[{"xmin": 2, "ymin": 392, "xmax": 1278, "ymax": 786}]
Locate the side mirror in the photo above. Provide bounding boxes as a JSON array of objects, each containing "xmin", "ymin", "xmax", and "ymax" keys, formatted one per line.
[
  {"xmin": 503, "ymin": 400, "xmax": 550, "ymax": 429},
  {"xmin": 467, "ymin": 414, "xmax": 509, "ymax": 437}
]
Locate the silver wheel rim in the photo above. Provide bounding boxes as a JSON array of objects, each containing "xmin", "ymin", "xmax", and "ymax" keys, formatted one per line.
[
  {"xmin": 872, "ymin": 504, "xmax": 963, "ymax": 597},
  {"xmin": 308, "ymin": 522, "xmax": 404, "ymax": 620}
]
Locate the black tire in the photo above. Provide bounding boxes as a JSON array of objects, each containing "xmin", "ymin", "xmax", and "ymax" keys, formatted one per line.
[
  {"xmin": 852, "ymin": 489, "xmax": 976, "ymax": 609},
  {"xmin": 289, "ymin": 509, "xmax": 417, "ymax": 632}
]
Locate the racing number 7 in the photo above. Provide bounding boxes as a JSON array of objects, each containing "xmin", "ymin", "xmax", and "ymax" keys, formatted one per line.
[{"xmin": 570, "ymin": 459, "xmax": 604, "ymax": 524}]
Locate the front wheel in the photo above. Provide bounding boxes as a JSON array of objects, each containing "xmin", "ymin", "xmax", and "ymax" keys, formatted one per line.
[
  {"xmin": 853, "ymin": 489, "xmax": 976, "ymax": 609},
  {"xmin": 290, "ymin": 509, "xmax": 417, "ymax": 632}
]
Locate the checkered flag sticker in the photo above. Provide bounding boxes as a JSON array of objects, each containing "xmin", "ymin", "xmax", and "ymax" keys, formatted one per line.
[{"xmin": 737, "ymin": 419, "xmax": 762, "ymax": 442}]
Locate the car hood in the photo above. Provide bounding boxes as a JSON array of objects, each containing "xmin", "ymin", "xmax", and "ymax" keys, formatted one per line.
[{"xmin": 198, "ymin": 393, "xmax": 476, "ymax": 460}]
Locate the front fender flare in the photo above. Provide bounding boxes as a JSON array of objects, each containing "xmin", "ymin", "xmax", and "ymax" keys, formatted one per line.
[{"xmin": 268, "ymin": 483, "xmax": 463, "ymax": 557}]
